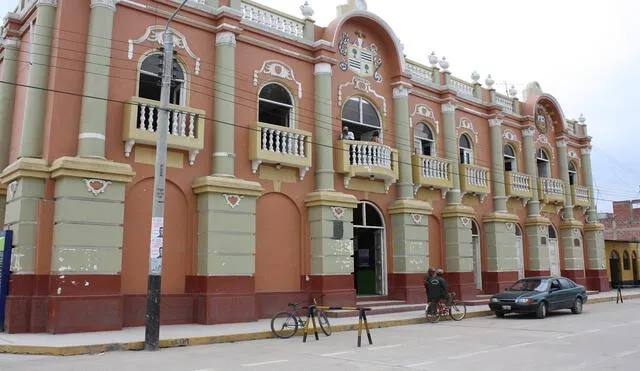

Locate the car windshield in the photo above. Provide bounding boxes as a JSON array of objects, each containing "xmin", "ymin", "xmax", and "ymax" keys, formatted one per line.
[{"xmin": 507, "ymin": 279, "xmax": 549, "ymax": 292}]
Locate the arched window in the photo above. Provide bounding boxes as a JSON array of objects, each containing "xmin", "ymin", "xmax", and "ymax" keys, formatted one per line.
[
  {"xmin": 515, "ymin": 224, "xmax": 523, "ymax": 237},
  {"xmin": 568, "ymin": 161, "xmax": 577, "ymax": 185},
  {"xmin": 341, "ymin": 96, "xmax": 381, "ymax": 141},
  {"xmin": 459, "ymin": 134, "xmax": 473, "ymax": 164},
  {"xmin": 623, "ymin": 250, "xmax": 631, "ymax": 270},
  {"xmin": 258, "ymin": 83, "xmax": 294, "ymax": 127},
  {"xmin": 504, "ymin": 144, "xmax": 517, "ymax": 172},
  {"xmin": 471, "ymin": 220, "xmax": 479, "ymax": 236},
  {"xmin": 414, "ymin": 122, "xmax": 435, "ymax": 156},
  {"xmin": 548, "ymin": 224, "xmax": 557, "ymax": 239},
  {"xmin": 139, "ymin": 53, "xmax": 185, "ymax": 105},
  {"xmin": 536, "ymin": 148, "xmax": 550, "ymax": 178}
]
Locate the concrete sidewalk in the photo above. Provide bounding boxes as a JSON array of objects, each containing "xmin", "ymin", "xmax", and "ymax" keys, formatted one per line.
[{"xmin": 1, "ymin": 288, "xmax": 638, "ymax": 356}]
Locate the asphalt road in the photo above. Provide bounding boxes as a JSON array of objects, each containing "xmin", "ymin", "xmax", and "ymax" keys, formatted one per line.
[{"xmin": 1, "ymin": 300, "xmax": 639, "ymax": 370}]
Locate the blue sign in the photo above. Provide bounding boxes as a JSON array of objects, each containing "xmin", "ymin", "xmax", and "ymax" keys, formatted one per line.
[{"xmin": 0, "ymin": 230, "xmax": 13, "ymax": 332}]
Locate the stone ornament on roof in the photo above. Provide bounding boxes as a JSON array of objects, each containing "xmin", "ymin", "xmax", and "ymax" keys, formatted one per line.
[{"xmin": 338, "ymin": 30, "xmax": 383, "ymax": 82}]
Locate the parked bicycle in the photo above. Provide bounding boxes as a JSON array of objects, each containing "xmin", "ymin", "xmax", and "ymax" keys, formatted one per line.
[
  {"xmin": 425, "ymin": 292, "xmax": 467, "ymax": 322},
  {"xmin": 270, "ymin": 297, "xmax": 332, "ymax": 339}
]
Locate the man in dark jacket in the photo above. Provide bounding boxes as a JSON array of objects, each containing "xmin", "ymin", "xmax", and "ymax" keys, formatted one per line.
[
  {"xmin": 435, "ymin": 268, "xmax": 451, "ymax": 305},
  {"xmin": 425, "ymin": 267, "xmax": 443, "ymax": 313}
]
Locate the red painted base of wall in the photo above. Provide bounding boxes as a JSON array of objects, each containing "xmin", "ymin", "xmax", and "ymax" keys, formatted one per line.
[
  {"xmin": 483, "ymin": 271, "xmax": 519, "ymax": 293},
  {"xmin": 585, "ymin": 269, "xmax": 610, "ymax": 292},
  {"xmin": 445, "ymin": 272, "xmax": 476, "ymax": 300},
  {"xmin": 525, "ymin": 270, "xmax": 551, "ymax": 277},
  {"xmin": 123, "ymin": 294, "xmax": 195, "ymax": 327},
  {"xmin": 186, "ymin": 275, "xmax": 257, "ymax": 324},
  {"xmin": 255, "ymin": 291, "xmax": 310, "ymax": 319},
  {"xmin": 307, "ymin": 275, "xmax": 356, "ymax": 307},
  {"xmin": 561, "ymin": 269, "xmax": 587, "ymax": 286},
  {"xmin": 388, "ymin": 273, "xmax": 427, "ymax": 303}
]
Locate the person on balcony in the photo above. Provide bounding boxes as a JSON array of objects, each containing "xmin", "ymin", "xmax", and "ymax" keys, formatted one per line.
[
  {"xmin": 342, "ymin": 126, "xmax": 355, "ymax": 140},
  {"xmin": 371, "ymin": 131, "xmax": 382, "ymax": 144}
]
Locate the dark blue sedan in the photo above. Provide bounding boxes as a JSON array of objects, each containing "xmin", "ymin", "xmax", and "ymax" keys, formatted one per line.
[{"xmin": 488, "ymin": 276, "xmax": 588, "ymax": 319}]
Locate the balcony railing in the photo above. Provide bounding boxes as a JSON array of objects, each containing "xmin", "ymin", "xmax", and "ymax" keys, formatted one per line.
[
  {"xmin": 335, "ymin": 140, "xmax": 399, "ymax": 192},
  {"xmin": 505, "ymin": 171, "xmax": 534, "ymax": 198},
  {"xmin": 412, "ymin": 155, "xmax": 453, "ymax": 190},
  {"xmin": 459, "ymin": 164, "xmax": 490, "ymax": 195},
  {"xmin": 538, "ymin": 177, "xmax": 565, "ymax": 204},
  {"xmin": 122, "ymin": 97, "xmax": 205, "ymax": 165},
  {"xmin": 249, "ymin": 122, "xmax": 312, "ymax": 180},
  {"xmin": 406, "ymin": 60, "xmax": 435, "ymax": 86},
  {"xmin": 494, "ymin": 93, "xmax": 514, "ymax": 114},
  {"xmin": 240, "ymin": 1, "xmax": 305, "ymax": 40},
  {"xmin": 571, "ymin": 185, "xmax": 591, "ymax": 207}
]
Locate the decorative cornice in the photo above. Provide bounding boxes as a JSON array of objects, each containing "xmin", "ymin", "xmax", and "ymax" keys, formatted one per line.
[
  {"xmin": 216, "ymin": 31, "xmax": 236, "ymax": 47},
  {"xmin": 129, "ymin": 25, "xmax": 201, "ymax": 75},
  {"xmin": 441, "ymin": 102, "xmax": 456, "ymax": 113},
  {"xmin": 337, "ymin": 76, "xmax": 387, "ymax": 116},
  {"xmin": 314, "ymin": 62, "xmax": 332, "ymax": 76},
  {"xmin": 90, "ymin": 0, "xmax": 118, "ymax": 11},
  {"xmin": 254, "ymin": 60, "xmax": 303, "ymax": 98},
  {"xmin": 36, "ymin": 0, "xmax": 57, "ymax": 7}
]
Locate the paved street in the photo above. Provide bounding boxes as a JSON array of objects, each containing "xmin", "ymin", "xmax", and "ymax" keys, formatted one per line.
[{"xmin": 1, "ymin": 300, "xmax": 639, "ymax": 370}]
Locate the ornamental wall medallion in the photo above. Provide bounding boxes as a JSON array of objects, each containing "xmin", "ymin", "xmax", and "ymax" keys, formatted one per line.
[
  {"xmin": 338, "ymin": 30, "xmax": 383, "ymax": 82},
  {"xmin": 410, "ymin": 104, "xmax": 439, "ymax": 133},
  {"xmin": 84, "ymin": 179, "xmax": 112, "ymax": 196},
  {"xmin": 502, "ymin": 128, "xmax": 522, "ymax": 151},
  {"xmin": 253, "ymin": 60, "xmax": 302, "ymax": 98},
  {"xmin": 411, "ymin": 213, "xmax": 423, "ymax": 225},
  {"xmin": 456, "ymin": 118, "xmax": 478, "ymax": 143},
  {"xmin": 223, "ymin": 194, "xmax": 244, "ymax": 209},
  {"xmin": 460, "ymin": 216, "xmax": 471, "ymax": 227},
  {"xmin": 128, "ymin": 25, "xmax": 201, "ymax": 75},
  {"xmin": 7, "ymin": 181, "xmax": 18, "ymax": 201},
  {"xmin": 331, "ymin": 206, "xmax": 345, "ymax": 220},
  {"xmin": 535, "ymin": 105, "xmax": 550, "ymax": 134},
  {"xmin": 505, "ymin": 222, "xmax": 514, "ymax": 232}
]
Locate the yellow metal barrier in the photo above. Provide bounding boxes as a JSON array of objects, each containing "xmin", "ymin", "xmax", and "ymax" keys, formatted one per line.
[{"xmin": 302, "ymin": 305, "xmax": 373, "ymax": 347}]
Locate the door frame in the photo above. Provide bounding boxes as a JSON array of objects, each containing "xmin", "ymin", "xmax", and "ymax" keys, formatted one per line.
[
  {"xmin": 548, "ymin": 224, "xmax": 560, "ymax": 277},
  {"xmin": 471, "ymin": 219, "xmax": 481, "ymax": 291},
  {"xmin": 353, "ymin": 201, "xmax": 387, "ymax": 296},
  {"xmin": 515, "ymin": 224, "xmax": 525, "ymax": 279}
]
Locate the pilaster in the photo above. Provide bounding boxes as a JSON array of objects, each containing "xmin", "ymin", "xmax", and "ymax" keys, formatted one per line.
[
  {"xmin": 212, "ymin": 32, "xmax": 237, "ymax": 176},
  {"xmin": 559, "ymin": 220, "xmax": 586, "ymax": 285},
  {"xmin": 304, "ymin": 191, "xmax": 358, "ymax": 306},
  {"xmin": 488, "ymin": 118, "xmax": 507, "ymax": 212},
  {"xmin": 313, "ymin": 63, "xmax": 334, "ymax": 191},
  {"xmin": 524, "ymin": 215, "xmax": 551, "ymax": 276},
  {"xmin": 18, "ymin": 1, "xmax": 57, "ymax": 158},
  {"xmin": 522, "ymin": 126, "xmax": 541, "ymax": 216},
  {"xmin": 189, "ymin": 175, "xmax": 263, "ymax": 323},
  {"xmin": 482, "ymin": 212, "xmax": 520, "ymax": 292},
  {"xmin": 441, "ymin": 204, "xmax": 475, "ymax": 299},
  {"xmin": 584, "ymin": 222, "xmax": 608, "ymax": 291},
  {"xmin": 580, "ymin": 147, "xmax": 597, "ymax": 223},
  {"xmin": 441, "ymin": 102, "xmax": 461, "ymax": 204},
  {"xmin": 77, "ymin": 0, "xmax": 118, "ymax": 158},
  {"xmin": 556, "ymin": 140, "xmax": 574, "ymax": 219}
]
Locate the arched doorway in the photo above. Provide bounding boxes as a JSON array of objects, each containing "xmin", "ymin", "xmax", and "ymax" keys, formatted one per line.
[
  {"xmin": 353, "ymin": 201, "xmax": 386, "ymax": 296},
  {"xmin": 609, "ymin": 250, "xmax": 621, "ymax": 287},
  {"xmin": 515, "ymin": 224, "xmax": 525, "ymax": 279},
  {"xmin": 548, "ymin": 225, "xmax": 560, "ymax": 276},
  {"xmin": 632, "ymin": 251, "xmax": 638, "ymax": 285},
  {"xmin": 471, "ymin": 220, "xmax": 481, "ymax": 290}
]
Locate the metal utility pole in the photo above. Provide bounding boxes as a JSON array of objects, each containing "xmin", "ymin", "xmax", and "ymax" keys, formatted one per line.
[{"xmin": 144, "ymin": 0, "xmax": 189, "ymax": 352}]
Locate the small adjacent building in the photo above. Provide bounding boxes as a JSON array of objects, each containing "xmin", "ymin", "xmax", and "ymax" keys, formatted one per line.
[{"xmin": 0, "ymin": 0, "xmax": 608, "ymax": 334}]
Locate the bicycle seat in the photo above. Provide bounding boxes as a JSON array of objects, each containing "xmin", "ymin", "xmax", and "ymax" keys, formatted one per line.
[{"xmin": 287, "ymin": 302, "xmax": 297, "ymax": 307}]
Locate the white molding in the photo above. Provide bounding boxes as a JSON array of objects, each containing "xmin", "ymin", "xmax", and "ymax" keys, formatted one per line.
[
  {"xmin": 441, "ymin": 103, "xmax": 456, "ymax": 113},
  {"xmin": 253, "ymin": 60, "xmax": 302, "ymax": 98},
  {"xmin": 2, "ymin": 38, "xmax": 20, "ymax": 49},
  {"xmin": 128, "ymin": 25, "xmax": 201, "ymax": 75},
  {"xmin": 580, "ymin": 148, "xmax": 591, "ymax": 155},
  {"xmin": 392, "ymin": 85, "xmax": 410, "ymax": 99},
  {"xmin": 522, "ymin": 127, "xmax": 536, "ymax": 137},
  {"xmin": 502, "ymin": 128, "xmax": 522, "ymax": 151},
  {"xmin": 216, "ymin": 31, "xmax": 236, "ymax": 47},
  {"xmin": 410, "ymin": 104, "xmax": 439, "ymax": 134},
  {"xmin": 83, "ymin": 179, "xmax": 112, "ymax": 196},
  {"xmin": 90, "ymin": 0, "xmax": 119, "ymax": 11},
  {"xmin": 314, "ymin": 63, "xmax": 332, "ymax": 75},
  {"xmin": 79, "ymin": 132, "xmax": 106, "ymax": 140},
  {"xmin": 337, "ymin": 76, "xmax": 387, "ymax": 116},
  {"xmin": 456, "ymin": 117, "xmax": 478, "ymax": 143},
  {"xmin": 36, "ymin": 0, "xmax": 57, "ymax": 7},
  {"xmin": 488, "ymin": 118, "xmax": 502, "ymax": 127}
]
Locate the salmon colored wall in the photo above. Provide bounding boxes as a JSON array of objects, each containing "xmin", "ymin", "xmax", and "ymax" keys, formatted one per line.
[
  {"xmin": 428, "ymin": 215, "xmax": 442, "ymax": 269},
  {"xmin": 8, "ymin": 28, "xmax": 31, "ymax": 163},
  {"xmin": 255, "ymin": 193, "xmax": 301, "ymax": 292},
  {"xmin": 122, "ymin": 177, "xmax": 191, "ymax": 294}
]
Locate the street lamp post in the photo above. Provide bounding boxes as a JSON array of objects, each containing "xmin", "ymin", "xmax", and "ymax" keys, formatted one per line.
[{"xmin": 144, "ymin": 0, "xmax": 189, "ymax": 352}]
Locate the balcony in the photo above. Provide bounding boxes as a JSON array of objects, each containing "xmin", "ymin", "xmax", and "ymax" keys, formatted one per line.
[
  {"xmin": 335, "ymin": 140, "xmax": 399, "ymax": 192},
  {"xmin": 459, "ymin": 164, "xmax": 491, "ymax": 198},
  {"xmin": 571, "ymin": 185, "xmax": 591, "ymax": 207},
  {"xmin": 122, "ymin": 97, "xmax": 205, "ymax": 165},
  {"xmin": 249, "ymin": 122, "xmax": 312, "ymax": 180},
  {"xmin": 538, "ymin": 177, "xmax": 565, "ymax": 204},
  {"xmin": 412, "ymin": 155, "xmax": 453, "ymax": 195},
  {"xmin": 505, "ymin": 171, "xmax": 534, "ymax": 199}
]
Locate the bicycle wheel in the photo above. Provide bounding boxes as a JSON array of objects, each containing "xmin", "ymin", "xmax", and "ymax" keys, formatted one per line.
[
  {"xmin": 449, "ymin": 301, "xmax": 467, "ymax": 321},
  {"xmin": 317, "ymin": 310, "xmax": 332, "ymax": 336},
  {"xmin": 425, "ymin": 302, "xmax": 441, "ymax": 323},
  {"xmin": 270, "ymin": 311, "xmax": 298, "ymax": 338}
]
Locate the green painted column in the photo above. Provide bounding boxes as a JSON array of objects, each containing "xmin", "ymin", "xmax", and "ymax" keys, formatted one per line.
[
  {"xmin": 18, "ymin": 0, "xmax": 57, "ymax": 159},
  {"xmin": 313, "ymin": 63, "xmax": 334, "ymax": 191},
  {"xmin": 582, "ymin": 147, "xmax": 606, "ymax": 278},
  {"xmin": 557, "ymin": 140, "xmax": 574, "ymax": 219},
  {"xmin": 441, "ymin": 102, "xmax": 461, "ymax": 204},
  {"xmin": 581, "ymin": 147, "xmax": 597, "ymax": 222},
  {"xmin": 77, "ymin": 0, "xmax": 118, "ymax": 158},
  {"xmin": 393, "ymin": 85, "xmax": 413, "ymax": 199},
  {"xmin": 389, "ymin": 200, "xmax": 432, "ymax": 273},
  {"xmin": 522, "ymin": 126, "xmax": 540, "ymax": 216},
  {"xmin": 212, "ymin": 32, "xmax": 236, "ymax": 176},
  {"xmin": 488, "ymin": 118, "xmax": 507, "ymax": 212}
]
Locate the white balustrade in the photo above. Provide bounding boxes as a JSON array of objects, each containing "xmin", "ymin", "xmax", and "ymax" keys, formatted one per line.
[
  {"xmin": 542, "ymin": 178, "xmax": 564, "ymax": 196},
  {"xmin": 135, "ymin": 103, "xmax": 198, "ymax": 139},
  {"xmin": 449, "ymin": 78, "xmax": 474, "ymax": 97},
  {"xmin": 495, "ymin": 94, "xmax": 514, "ymax": 113},
  {"xmin": 406, "ymin": 62, "xmax": 434, "ymax": 85},
  {"xmin": 260, "ymin": 126, "xmax": 307, "ymax": 158},
  {"xmin": 420, "ymin": 156, "xmax": 450, "ymax": 181},
  {"xmin": 465, "ymin": 166, "xmax": 489, "ymax": 187},
  {"xmin": 575, "ymin": 186, "xmax": 589, "ymax": 203},
  {"xmin": 241, "ymin": 2, "xmax": 305, "ymax": 39},
  {"xmin": 349, "ymin": 143, "xmax": 393, "ymax": 170},
  {"xmin": 511, "ymin": 172, "xmax": 531, "ymax": 192}
]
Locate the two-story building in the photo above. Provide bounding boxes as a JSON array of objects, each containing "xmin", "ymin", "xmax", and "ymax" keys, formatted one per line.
[{"xmin": 0, "ymin": 0, "xmax": 608, "ymax": 334}]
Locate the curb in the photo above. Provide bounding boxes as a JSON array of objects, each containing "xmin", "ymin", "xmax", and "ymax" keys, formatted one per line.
[{"xmin": 1, "ymin": 294, "xmax": 638, "ymax": 356}]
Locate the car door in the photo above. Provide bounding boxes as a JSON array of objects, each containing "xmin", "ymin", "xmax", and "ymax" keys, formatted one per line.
[
  {"xmin": 558, "ymin": 278, "xmax": 577, "ymax": 308},
  {"xmin": 547, "ymin": 279, "xmax": 563, "ymax": 310}
]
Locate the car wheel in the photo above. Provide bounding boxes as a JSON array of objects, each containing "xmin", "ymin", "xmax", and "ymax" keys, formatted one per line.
[
  {"xmin": 536, "ymin": 302, "xmax": 547, "ymax": 319},
  {"xmin": 571, "ymin": 297, "xmax": 583, "ymax": 314},
  {"xmin": 495, "ymin": 311, "xmax": 505, "ymax": 318}
]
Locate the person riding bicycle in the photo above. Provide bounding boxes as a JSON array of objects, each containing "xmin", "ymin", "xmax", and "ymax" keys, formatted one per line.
[
  {"xmin": 435, "ymin": 268, "xmax": 451, "ymax": 306},
  {"xmin": 425, "ymin": 267, "xmax": 443, "ymax": 312},
  {"xmin": 424, "ymin": 267, "xmax": 436, "ymax": 298}
]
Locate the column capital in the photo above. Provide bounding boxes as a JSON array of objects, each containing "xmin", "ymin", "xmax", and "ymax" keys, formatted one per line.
[
  {"xmin": 556, "ymin": 140, "xmax": 567, "ymax": 148},
  {"xmin": 36, "ymin": 0, "xmax": 57, "ymax": 7},
  {"xmin": 522, "ymin": 126, "xmax": 536, "ymax": 137},
  {"xmin": 216, "ymin": 31, "xmax": 236, "ymax": 47},
  {"xmin": 441, "ymin": 102, "xmax": 456, "ymax": 113},
  {"xmin": 314, "ymin": 63, "xmax": 332, "ymax": 76},
  {"xmin": 392, "ymin": 84, "xmax": 411, "ymax": 99},
  {"xmin": 1, "ymin": 38, "xmax": 20, "ymax": 50},
  {"xmin": 90, "ymin": 0, "xmax": 119, "ymax": 11},
  {"xmin": 488, "ymin": 118, "xmax": 503, "ymax": 127},
  {"xmin": 580, "ymin": 147, "xmax": 591, "ymax": 155}
]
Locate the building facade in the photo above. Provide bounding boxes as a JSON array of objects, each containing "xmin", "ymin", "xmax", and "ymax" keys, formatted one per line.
[
  {"xmin": 600, "ymin": 200, "xmax": 640, "ymax": 241},
  {"xmin": 604, "ymin": 240, "xmax": 639, "ymax": 287},
  {"xmin": 0, "ymin": 0, "xmax": 608, "ymax": 334}
]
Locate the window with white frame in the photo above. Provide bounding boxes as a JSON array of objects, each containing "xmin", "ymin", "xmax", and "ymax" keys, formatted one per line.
[
  {"xmin": 568, "ymin": 161, "xmax": 577, "ymax": 185},
  {"xmin": 414, "ymin": 122, "xmax": 435, "ymax": 156},
  {"xmin": 139, "ymin": 53, "xmax": 185, "ymax": 105},
  {"xmin": 536, "ymin": 148, "xmax": 550, "ymax": 178},
  {"xmin": 504, "ymin": 144, "xmax": 517, "ymax": 172},
  {"xmin": 258, "ymin": 83, "xmax": 294, "ymax": 127},
  {"xmin": 459, "ymin": 134, "xmax": 473, "ymax": 164},
  {"xmin": 341, "ymin": 96, "xmax": 381, "ymax": 141}
]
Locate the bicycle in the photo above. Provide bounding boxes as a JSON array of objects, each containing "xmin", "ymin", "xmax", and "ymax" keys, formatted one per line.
[
  {"xmin": 425, "ymin": 292, "xmax": 467, "ymax": 323},
  {"xmin": 270, "ymin": 297, "xmax": 332, "ymax": 339}
]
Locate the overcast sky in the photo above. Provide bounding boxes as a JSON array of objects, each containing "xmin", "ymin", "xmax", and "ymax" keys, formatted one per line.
[{"xmin": 2, "ymin": 0, "xmax": 639, "ymax": 212}]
